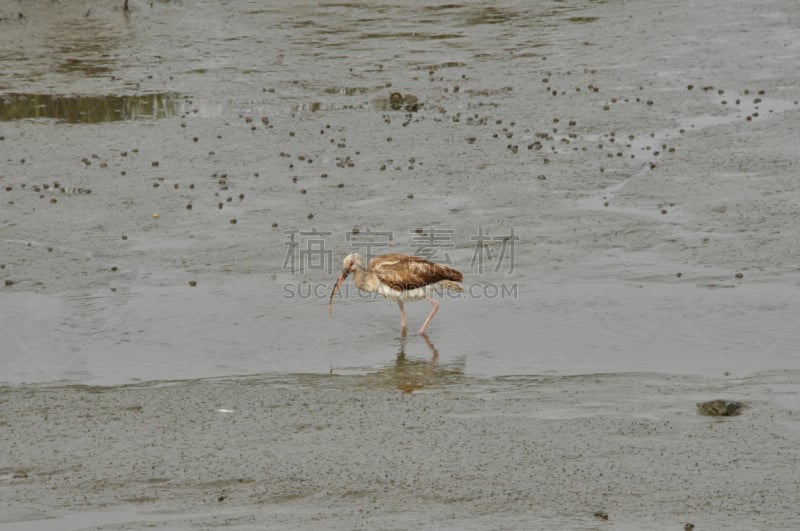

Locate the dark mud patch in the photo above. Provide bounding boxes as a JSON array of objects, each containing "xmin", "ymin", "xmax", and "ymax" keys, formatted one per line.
[
  {"xmin": 568, "ymin": 16, "xmax": 599, "ymax": 23},
  {"xmin": 697, "ymin": 399, "xmax": 745, "ymax": 416}
]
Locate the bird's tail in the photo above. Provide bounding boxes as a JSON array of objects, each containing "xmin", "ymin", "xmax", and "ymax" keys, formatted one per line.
[{"xmin": 440, "ymin": 280, "xmax": 464, "ymax": 292}]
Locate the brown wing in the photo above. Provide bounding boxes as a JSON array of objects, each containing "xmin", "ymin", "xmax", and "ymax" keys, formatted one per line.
[{"xmin": 371, "ymin": 253, "xmax": 463, "ymax": 290}]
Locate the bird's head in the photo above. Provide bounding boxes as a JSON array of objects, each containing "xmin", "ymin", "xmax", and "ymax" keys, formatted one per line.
[
  {"xmin": 328, "ymin": 253, "xmax": 364, "ymax": 316},
  {"xmin": 340, "ymin": 253, "xmax": 364, "ymax": 274}
]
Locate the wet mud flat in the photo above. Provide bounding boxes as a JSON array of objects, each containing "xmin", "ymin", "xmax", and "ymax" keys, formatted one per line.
[
  {"xmin": 1, "ymin": 0, "xmax": 800, "ymax": 529},
  {"xmin": 2, "ymin": 371, "xmax": 800, "ymax": 530}
]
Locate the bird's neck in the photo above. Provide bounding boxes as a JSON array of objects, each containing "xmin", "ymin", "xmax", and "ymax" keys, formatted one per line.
[{"xmin": 352, "ymin": 267, "xmax": 378, "ymax": 292}]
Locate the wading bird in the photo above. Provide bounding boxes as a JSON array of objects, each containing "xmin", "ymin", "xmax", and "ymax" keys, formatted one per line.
[{"xmin": 328, "ymin": 253, "xmax": 463, "ymax": 335}]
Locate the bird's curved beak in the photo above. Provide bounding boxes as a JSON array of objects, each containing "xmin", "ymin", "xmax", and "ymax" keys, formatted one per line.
[{"xmin": 328, "ymin": 268, "xmax": 349, "ymax": 316}]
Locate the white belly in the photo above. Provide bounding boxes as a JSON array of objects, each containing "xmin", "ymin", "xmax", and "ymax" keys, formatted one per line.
[{"xmin": 376, "ymin": 282, "xmax": 440, "ymax": 302}]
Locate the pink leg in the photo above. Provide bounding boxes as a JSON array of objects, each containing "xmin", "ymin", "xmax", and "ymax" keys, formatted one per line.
[
  {"xmin": 398, "ymin": 302, "xmax": 407, "ymax": 336},
  {"xmin": 417, "ymin": 296, "xmax": 439, "ymax": 335}
]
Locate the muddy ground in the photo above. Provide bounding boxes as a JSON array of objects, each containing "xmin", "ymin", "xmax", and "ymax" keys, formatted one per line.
[
  {"xmin": 1, "ymin": 0, "xmax": 800, "ymax": 529},
  {"xmin": 2, "ymin": 372, "xmax": 800, "ymax": 530}
]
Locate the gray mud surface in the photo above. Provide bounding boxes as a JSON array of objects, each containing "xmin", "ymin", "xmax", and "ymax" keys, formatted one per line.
[
  {"xmin": 2, "ymin": 372, "xmax": 800, "ymax": 530},
  {"xmin": 2, "ymin": 0, "xmax": 800, "ymax": 528}
]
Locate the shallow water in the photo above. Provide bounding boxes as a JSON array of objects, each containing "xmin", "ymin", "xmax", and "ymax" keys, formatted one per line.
[{"xmin": 1, "ymin": 0, "xmax": 800, "ymax": 388}]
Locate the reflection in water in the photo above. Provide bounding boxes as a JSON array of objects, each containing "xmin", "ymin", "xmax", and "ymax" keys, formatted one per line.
[
  {"xmin": 370, "ymin": 334, "xmax": 464, "ymax": 393},
  {"xmin": 0, "ymin": 93, "xmax": 185, "ymax": 123}
]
